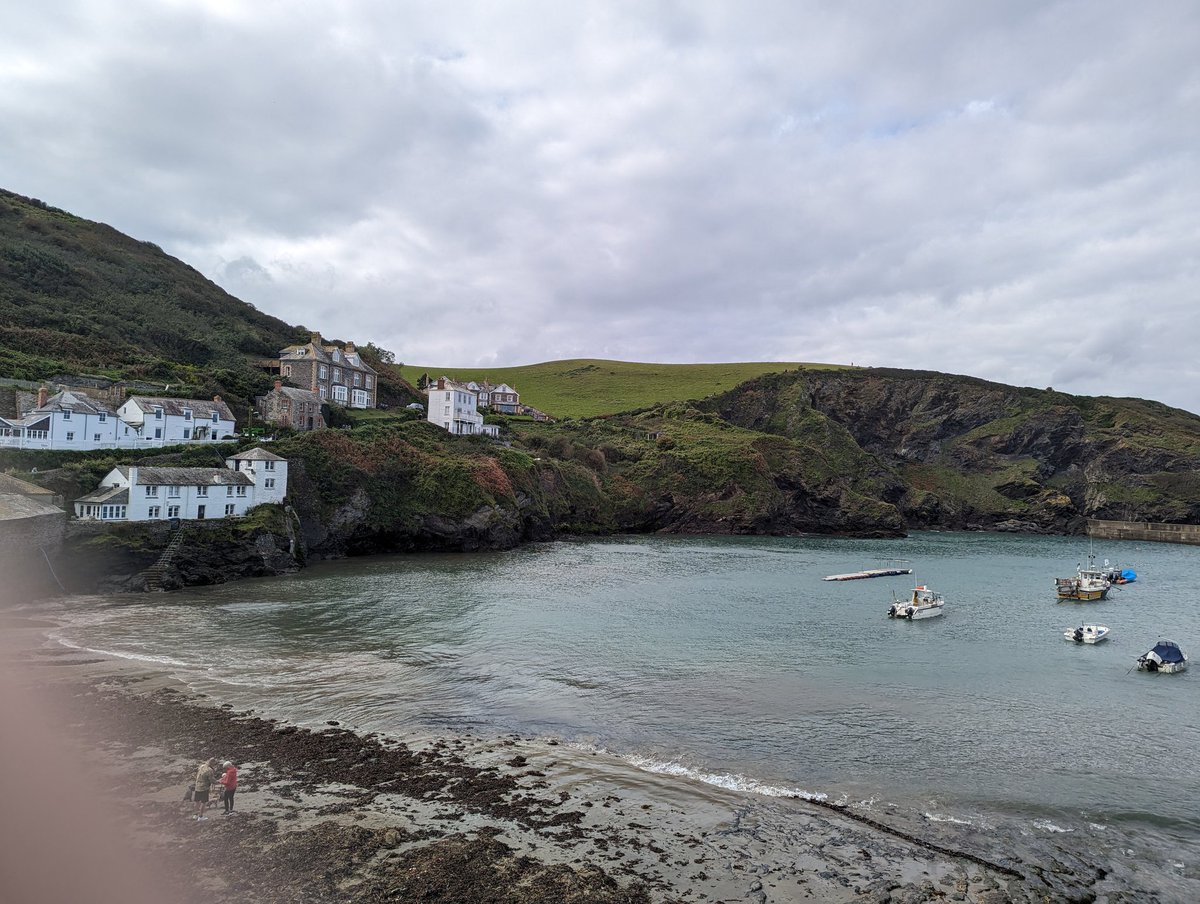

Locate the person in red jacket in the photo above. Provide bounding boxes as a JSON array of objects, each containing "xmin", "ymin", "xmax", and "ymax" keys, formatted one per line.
[{"xmin": 217, "ymin": 761, "xmax": 238, "ymax": 815}]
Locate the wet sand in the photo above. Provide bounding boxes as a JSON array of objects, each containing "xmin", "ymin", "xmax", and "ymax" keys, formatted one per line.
[{"xmin": 0, "ymin": 617, "xmax": 1112, "ymax": 903}]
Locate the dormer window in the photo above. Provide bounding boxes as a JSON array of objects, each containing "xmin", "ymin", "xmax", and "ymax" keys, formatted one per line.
[
  {"xmin": 183, "ymin": 408, "xmax": 192, "ymax": 421},
  {"xmin": 98, "ymin": 413, "xmax": 107, "ymax": 422},
  {"xmin": 62, "ymin": 408, "xmax": 72, "ymax": 420},
  {"xmin": 211, "ymin": 411, "xmax": 219, "ymax": 423},
  {"xmin": 154, "ymin": 407, "xmax": 163, "ymax": 420}
]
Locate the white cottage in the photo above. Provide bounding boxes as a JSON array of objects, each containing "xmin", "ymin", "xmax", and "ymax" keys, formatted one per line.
[
  {"xmin": 426, "ymin": 377, "xmax": 486, "ymax": 436},
  {"xmin": 116, "ymin": 395, "xmax": 237, "ymax": 445},
  {"xmin": 73, "ymin": 447, "xmax": 287, "ymax": 522}
]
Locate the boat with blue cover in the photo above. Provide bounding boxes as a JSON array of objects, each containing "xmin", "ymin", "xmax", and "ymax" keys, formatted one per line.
[{"xmin": 1137, "ymin": 640, "xmax": 1188, "ymax": 674}]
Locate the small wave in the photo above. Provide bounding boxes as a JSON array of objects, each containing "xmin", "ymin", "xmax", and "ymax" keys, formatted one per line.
[
  {"xmin": 924, "ymin": 811, "xmax": 974, "ymax": 826},
  {"xmin": 1031, "ymin": 819, "xmax": 1074, "ymax": 834},
  {"xmin": 49, "ymin": 635, "xmax": 189, "ymax": 668},
  {"xmin": 622, "ymin": 754, "xmax": 827, "ymax": 802},
  {"xmin": 1088, "ymin": 822, "xmax": 1107, "ymax": 831}
]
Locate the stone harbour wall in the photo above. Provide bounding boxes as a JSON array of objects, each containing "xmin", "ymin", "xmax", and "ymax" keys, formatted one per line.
[{"xmin": 1087, "ymin": 519, "xmax": 1200, "ymax": 546}]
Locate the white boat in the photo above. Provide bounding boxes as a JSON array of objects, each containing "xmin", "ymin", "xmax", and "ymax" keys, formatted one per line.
[
  {"xmin": 888, "ymin": 585, "xmax": 944, "ymax": 620},
  {"xmin": 1064, "ymin": 624, "xmax": 1110, "ymax": 644},
  {"xmin": 1054, "ymin": 552, "xmax": 1111, "ymax": 601},
  {"xmin": 1137, "ymin": 640, "xmax": 1189, "ymax": 674}
]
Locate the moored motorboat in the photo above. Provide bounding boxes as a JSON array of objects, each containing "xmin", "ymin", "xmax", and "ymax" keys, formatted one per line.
[
  {"xmin": 1137, "ymin": 640, "xmax": 1189, "ymax": 674},
  {"xmin": 1055, "ymin": 553, "xmax": 1111, "ymax": 601},
  {"xmin": 888, "ymin": 585, "xmax": 944, "ymax": 620},
  {"xmin": 1064, "ymin": 624, "xmax": 1110, "ymax": 644}
]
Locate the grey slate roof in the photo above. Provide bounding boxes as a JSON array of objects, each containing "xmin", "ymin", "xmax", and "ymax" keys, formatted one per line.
[
  {"xmin": 126, "ymin": 396, "xmax": 235, "ymax": 420},
  {"xmin": 134, "ymin": 467, "xmax": 254, "ymax": 487},
  {"xmin": 0, "ymin": 493, "xmax": 65, "ymax": 520},
  {"xmin": 278, "ymin": 341, "xmax": 377, "ymax": 374},
  {"xmin": 32, "ymin": 389, "xmax": 118, "ymax": 416},
  {"xmin": 229, "ymin": 447, "xmax": 285, "ymax": 462},
  {"xmin": 0, "ymin": 473, "xmax": 56, "ymax": 497},
  {"xmin": 74, "ymin": 486, "xmax": 130, "ymax": 506}
]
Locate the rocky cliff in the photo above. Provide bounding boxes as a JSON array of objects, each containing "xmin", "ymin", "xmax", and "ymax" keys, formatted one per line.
[{"xmin": 703, "ymin": 368, "xmax": 1200, "ymax": 533}]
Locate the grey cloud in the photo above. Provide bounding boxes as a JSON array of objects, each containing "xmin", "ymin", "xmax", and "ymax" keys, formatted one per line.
[{"xmin": 1, "ymin": 1, "xmax": 1198, "ymax": 411}]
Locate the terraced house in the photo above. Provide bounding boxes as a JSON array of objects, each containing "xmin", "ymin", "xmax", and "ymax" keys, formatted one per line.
[
  {"xmin": 0, "ymin": 387, "xmax": 236, "ymax": 450},
  {"xmin": 275, "ymin": 334, "xmax": 377, "ymax": 408},
  {"xmin": 73, "ymin": 448, "xmax": 287, "ymax": 522}
]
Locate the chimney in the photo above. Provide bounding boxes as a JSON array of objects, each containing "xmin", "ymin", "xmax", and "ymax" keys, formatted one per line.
[
  {"xmin": 345, "ymin": 342, "xmax": 356, "ymax": 353},
  {"xmin": 274, "ymin": 380, "xmax": 282, "ymax": 391},
  {"xmin": 310, "ymin": 331, "xmax": 322, "ymax": 345},
  {"xmin": 213, "ymin": 395, "xmax": 221, "ymax": 403},
  {"xmin": 37, "ymin": 385, "xmax": 48, "ymax": 408}
]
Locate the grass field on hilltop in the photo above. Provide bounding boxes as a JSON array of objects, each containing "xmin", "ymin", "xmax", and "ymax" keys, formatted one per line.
[{"xmin": 398, "ymin": 359, "xmax": 851, "ymax": 418}]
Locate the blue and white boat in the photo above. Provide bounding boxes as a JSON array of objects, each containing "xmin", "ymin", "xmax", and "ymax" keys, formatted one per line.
[
  {"xmin": 1064, "ymin": 624, "xmax": 1110, "ymax": 644},
  {"xmin": 1137, "ymin": 640, "xmax": 1188, "ymax": 674}
]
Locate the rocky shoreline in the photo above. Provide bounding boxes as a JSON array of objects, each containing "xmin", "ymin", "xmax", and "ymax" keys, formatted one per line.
[{"xmin": 0, "ymin": 618, "xmax": 1118, "ymax": 903}]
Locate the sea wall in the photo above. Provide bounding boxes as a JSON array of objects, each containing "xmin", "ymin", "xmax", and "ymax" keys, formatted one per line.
[
  {"xmin": 0, "ymin": 510, "xmax": 67, "ymax": 599},
  {"xmin": 1087, "ymin": 518, "xmax": 1200, "ymax": 546}
]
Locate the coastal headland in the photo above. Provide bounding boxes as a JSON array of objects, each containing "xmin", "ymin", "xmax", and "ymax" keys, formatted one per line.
[{"xmin": 2, "ymin": 615, "xmax": 1115, "ymax": 904}]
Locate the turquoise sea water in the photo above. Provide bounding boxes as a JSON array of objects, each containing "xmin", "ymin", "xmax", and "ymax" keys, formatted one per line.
[{"xmin": 45, "ymin": 531, "xmax": 1200, "ymax": 893}]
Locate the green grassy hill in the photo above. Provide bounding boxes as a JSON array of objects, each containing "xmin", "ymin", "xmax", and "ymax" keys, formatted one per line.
[
  {"xmin": 399, "ymin": 359, "xmax": 852, "ymax": 418},
  {"xmin": 0, "ymin": 189, "xmax": 306, "ymax": 393}
]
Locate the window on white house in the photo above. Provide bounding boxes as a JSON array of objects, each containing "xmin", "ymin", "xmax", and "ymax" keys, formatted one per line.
[
  {"xmin": 154, "ymin": 407, "xmax": 163, "ymax": 419},
  {"xmin": 226, "ymin": 486, "xmax": 234, "ymax": 496},
  {"xmin": 154, "ymin": 428, "xmax": 162, "ymax": 439},
  {"xmin": 211, "ymin": 412, "xmax": 219, "ymax": 423},
  {"xmin": 98, "ymin": 413, "xmax": 107, "ymax": 422},
  {"xmin": 183, "ymin": 428, "xmax": 191, "ymax": 439},
  {"xmin": 145, "ymin": 486, "xmax": 158, "ymax": 497},
  {"xmin": 196, "ymin": 486, "xmax": 208, "ymax": 497},
  {"xmin": 264, "ymin": 461, "xmax": 275, "ymax": 471},
  {"xmin": 167, "ymin": 505, "xmax": 180, "ymax": 518},
  {"xmin": 93, "ymin": 434, "xmax": 100, "ymax": 442},
  {"xmin": 225, "ymin": 504, "xmax": 236, "ymax": 516},
  {"xmin": 236, "ymin": 486, "xmax": 247, "ymax": 496},
  {"xmin": 66, "ymin": 432, "xmax": 74, "ymax": 441},
  {"xmin": 183, "ymin": 409, "xmax": 192, "ymax": 420},
  {"xmin": 264, "ymin": 478, "xmax": 275, "ymax": 489},
  {"xmin": 148, "ymin": 506, "xmax": 160, "ymax": 518},
  {"xmin": 62, "ymin": 409, "xmax": 72, "ymax": 420},
  {"xmin": 168, "ymin": 486, "xmax": 180, "ymax": 498}
]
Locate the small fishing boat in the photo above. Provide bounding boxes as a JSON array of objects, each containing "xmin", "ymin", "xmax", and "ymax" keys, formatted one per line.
[
  {"xmin": 1064, "ymin": 624, "xmax": 1110, "ymax": 644},
  {"xmin": 1054, "ymin": 553, "xmax": 1111, "ymax": 601},
  {"xmin": 888, "ymin": 585, "xmax": 944, "ymax": 620},
  {"xmin": 1137, "ymin": 640, "xmax": 1189, "ymax": 674},
  {"xmin": 1101, "ymin": 561, "xmax": 1137, "ymax": 584}
]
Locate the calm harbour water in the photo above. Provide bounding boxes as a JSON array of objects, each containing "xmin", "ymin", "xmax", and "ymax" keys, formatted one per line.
[{"xmin": 44, "ymin": 531, "xmax": 1200, "ymax": 892}]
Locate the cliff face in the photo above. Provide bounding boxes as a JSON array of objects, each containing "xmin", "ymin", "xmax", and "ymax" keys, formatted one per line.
[
  {"xmin": 704, "ymin": 369, "xmax": 1200, "ymax": 533},
  {"xmin": 44, "ymin": 368, "xmax": 1200, "ymax": 594},
  {"xmin": 58, "ymin": 508, "xmax": 300, "ymax": 594}
]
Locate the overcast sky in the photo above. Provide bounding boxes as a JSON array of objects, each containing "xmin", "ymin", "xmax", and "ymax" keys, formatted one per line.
[{"xmin": 3, "ymin": 1, "xmax": 1198, "ymax": 411}]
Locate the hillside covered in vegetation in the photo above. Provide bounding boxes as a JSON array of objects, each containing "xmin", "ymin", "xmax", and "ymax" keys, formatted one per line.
[{"xmin": 5, "ymin": 188, "xmax": 1200, "ymax": 592}]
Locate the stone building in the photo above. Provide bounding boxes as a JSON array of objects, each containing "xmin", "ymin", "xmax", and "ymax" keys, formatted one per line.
[
  {"xmin": 273, "ymin": 333, "xmax": 378, "ymax": 408},
  {"xmin": 256, "ymin": 381, "xmax": 326, "ymax": 431}
]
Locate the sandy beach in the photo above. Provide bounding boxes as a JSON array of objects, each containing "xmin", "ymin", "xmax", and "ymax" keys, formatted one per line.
[{"xmin": 1, "ymin": 615, "xmax": 1110, "ymax": 903}]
